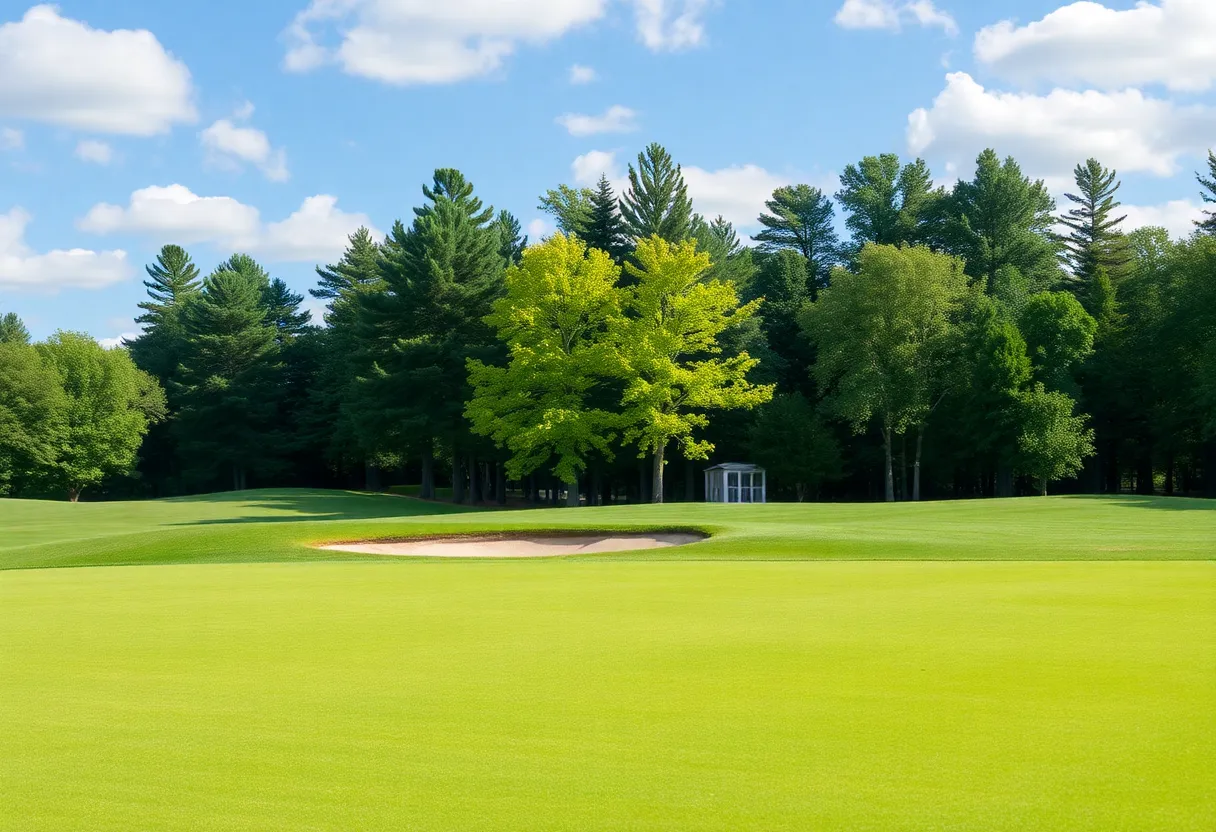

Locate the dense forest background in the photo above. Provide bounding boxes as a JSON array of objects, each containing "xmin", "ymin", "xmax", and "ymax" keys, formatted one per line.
[{"xmin": 3, "ymin": 143, "xmax": 1215, "ymax": 503}]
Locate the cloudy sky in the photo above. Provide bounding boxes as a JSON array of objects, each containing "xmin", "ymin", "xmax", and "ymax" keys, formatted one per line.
[{"xmin": 2, "ymin": 0, "xmax": 1215, "ymax": 342}]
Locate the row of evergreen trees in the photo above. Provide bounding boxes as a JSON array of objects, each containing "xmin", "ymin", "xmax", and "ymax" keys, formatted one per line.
[{"xmin": 3, "ymin": 143, "xmax": 1214, "ymax": 502}]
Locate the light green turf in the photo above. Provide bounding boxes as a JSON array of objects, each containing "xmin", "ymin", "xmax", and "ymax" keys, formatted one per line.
[
  {"xmin": 0, "ymin": 490, "xmax": 1213, "ymax": 830},
  {"xmin": 1, "ymin": 488, "xmax": 1213, "ymax": 570}
]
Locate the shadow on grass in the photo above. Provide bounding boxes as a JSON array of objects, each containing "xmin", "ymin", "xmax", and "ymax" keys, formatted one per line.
[
  {"xmin": 166, "ymin": 488, "xmax": 478, "ymax": 526},
  {"xmin": 1096, "ymin": 495, "xmax": 1216, "ymax": 511}
]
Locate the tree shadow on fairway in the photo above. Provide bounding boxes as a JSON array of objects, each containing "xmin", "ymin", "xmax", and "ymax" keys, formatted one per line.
[
  {"xmin": 166, "ymin": 489, "xmax": 475, "ymax": 526},
  {"xmin": 1106, "ymin": 495, "xmax": 1216, "ymax": 512}
]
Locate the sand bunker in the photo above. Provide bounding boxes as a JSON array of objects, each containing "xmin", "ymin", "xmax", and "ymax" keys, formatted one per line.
[{"xmin": 320, "ymin": 532, "xmax": 704, "ymax": 558}]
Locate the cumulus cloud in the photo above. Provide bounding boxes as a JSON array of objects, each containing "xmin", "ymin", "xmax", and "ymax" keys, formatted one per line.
[
  {"xmin": 835, "ymin": 0, "xmax": 958, "ymax": 35},
  {"xmin": 1121, "ymin": 199, "xmax": 1206, "ymax": 240},
  {"xmin": 633, "ymin": 0, "xmax": 713, "ymax": 51},
  {"xmin": 556, "ymin": 105, "xmax": 639, "ymax": 137},
  {"xmin": 1, "ymin": 127, "xmax": 22, "ymax": 151},
  {"xmin": 571, "ymin": 149, "xmax": 626, "ymax": 188},
  {"xmin": 78, "ymin": 185, "xmax": 378, "ymax": 263},
  {"xmin": 0, "ymin": 5, "xmax": 195, "ymax": 135},
  {"xmin": 75, "ymin": 139, "xmax": 113, "ymax": 165},
  {"xmin": 569, "ymin": 64, "xmax": 598, "ymax": 84},
  {"xmin": 283, "ymin": 0, "xmax": 714, "ymax": 83},
  {"xmin": 976, "ymin": 0, "xmax": 1216, "ymax": 92},
  {"xmin": 527, "ymin": 218, "xmax": 554, "ymax": 241},
  {"xmin": 99, "ymin": 331, "xmax": 140, "ymax": 349},
  {"xmin": 0, "ymin": 207, "xmax": 129, "ymax": 291},
  {"xmin": 200, "ymin": 111, "xmax": 289, "ymax": 182},
  {"xmin": 907, "ymin": 72, "xmax": 1216, "ymax": 183}
]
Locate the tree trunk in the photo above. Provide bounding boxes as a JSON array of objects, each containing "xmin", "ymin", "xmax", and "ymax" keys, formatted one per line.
[
  {"xmin": 913, "ymin": 425, "xmax": 924, "ymax": 502},
  {"xmin": 1040, "ymin": 476, "xmax": 1048, "ymax": 497},
  {"xmin": 468, "ymin": 455, "xmax": 479, "ymax": 503},
  {"xmin": 451, "ymin": 457, "xmax": 464, "ymax": 503},
  {"xmin": 900, "ymin": 433, "xmax": 909, "ymax": 502},
  {"xmin": 496, "ymin": 463, "xmax": 507, "ymax": 506},
  {"xmin": 652, "ymin": 445, "xmax": 666, "ymax": 504},
  {"xmin": 420, "ymin": 443, "xmax": 434, "ymax": 500},
  {"xmin": 883, "ymin": 425, "xmax": 895, "ymax": 503},
  {"xmin": 590, "ymin": 468, "xmax": 602, "ymax": 507},
  {"xmin": 566, "ymin": 477, "xmax": 580, "ymax": 507},
  {"xmin": 1165, "ymin": 453, "xmax": 1175, "ymax": 496},
  {"xmin": 68, "ymin": 487, "xmax": 80, "ymax": 503},
  {"xmin": 1136, "ymin": 456, "xmax": 1154, "ymax": 495},
  {"xmin": 795, "ymin": 483, "xmax": 806, "ymax": 503}
]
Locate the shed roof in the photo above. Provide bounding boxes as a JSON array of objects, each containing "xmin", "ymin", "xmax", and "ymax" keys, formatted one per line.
[{"xmin": 704, "ymin": 462, "xmax": 765, "ymax": 472}]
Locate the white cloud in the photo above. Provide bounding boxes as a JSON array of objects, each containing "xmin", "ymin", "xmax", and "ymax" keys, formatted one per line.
[
  {"xmin": 284, "ymin": 0, "xmax": 607, "ymax": 84},
  {"xmin": 0, "ymin": 207, "xmax": 129, "ymax": 291},
  {"xmin": 0, "ymin": 5, "xmax": 195, "ymax": 135},
  {"xmin": 232, "ymin": 100, "xmax": 256, "ymax": 121},
  {"xmin": 99, "ymin": 331, "xmax": 140, "ymax": 349},
  {"xmin": 976, "ymin": 0, "xmax": 1216, "ymax": 93},
  {"xmin": 527, "ymin": 218, "xmax": 553, "ymax": 241},
  {"xmin": 556, "ymin": 105, "xmax": 639, "ymax": 137},
  {"xmin": 633, "ymin": 0, "xmax": 713, "ymax": 51},
  {"xmin": 201, "ymin": 116, "xmax": 289, "ymax": 182},
  {"xmin": 683, "ymin": 163, "xmax": 792, "ymax": 229},
  {"xmin": 907, "ymin": 72, "xmax": 1216, "ymax": 183},
  {"xmin": 283, "ymin": 0, "xmax": 715, "ymax": 83},
  {"xmin": 78, "ymin": 185, "xmax": 379, "ymax": 263},
  {"xmin": 1122, "ymin": 199, "xmax": 1205, "ymax": 239},
  {"xmin": 835, "ymin": 0, "xmax": 957, "ymax": 35},
  {"xmin": 75, "ymin": 139, "xmax": 113, "ymax": 165},
  {"xmin": 571, "ymin": 149, "xmax": 625, "ymax": 188},
  {"xmin": 569, "ymin": 64, "xmax": 598, "ymax": 84},
  {"xmin": 1, "ymin": 127, "xmax": 22, "ymax": 150}
]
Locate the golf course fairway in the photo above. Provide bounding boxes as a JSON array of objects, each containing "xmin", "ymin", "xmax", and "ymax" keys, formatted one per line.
[{"xmin": 1, "ymin": 490, "xmax": 1213, "ymax": 830}]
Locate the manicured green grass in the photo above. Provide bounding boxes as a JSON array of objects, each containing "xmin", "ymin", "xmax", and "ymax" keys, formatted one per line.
[{"xmin": 0, "ymin": 490, "xmax": 1213, "ymax": 830}]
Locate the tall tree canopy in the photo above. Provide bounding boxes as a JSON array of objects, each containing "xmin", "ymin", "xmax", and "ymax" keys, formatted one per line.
[
  {"xmin": 1059, "ymin": 157, "xmax": 1130, "ymax": 284},
  {"xmin": 583, "ymin": 174, "xmax": 631, "ymax": 263},
  {"xmin": 0, "ymin": 312, "xmax": 30, "ymax": 345},
  {"xmin": 752, "ymin": 184, "xmax": 839, "ymax": 296},
  {"xmin": 1195, "ymin": 150, "xmax": 1216, "ymax": 235},
  {"xmin": 620, "ymin": 143, "xmax": 693, "ymax": 243},
  {"xmin": 836, "ymin": 154, "xmax": 937, "ymax": 251},
  {"xmin": 538, "ymin": 185, "xmax": 593, "ymax": 237}
]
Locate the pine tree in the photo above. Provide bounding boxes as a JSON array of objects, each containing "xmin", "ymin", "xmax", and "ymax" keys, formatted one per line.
[
  {"xmin": 261, "ymin": 278, "xmax": 312, "ymax": 344},
  {"xmin": 0, "ymin": 312, "xmax": 30, "ymax": 345},
  {"xmin": 583, "ymin": 174, "xmax": 630, "ymax": 262},
  {"xmin": 1060, "ymin": 158, "xmax": 1130, "ymax": 284},
  {"xmin": 1195, "ymin": 150, "xmax": 1216, "ymax": 235},
  {"xmin": 620, "ymin": 143, "xmax": 693, "ymax": 243},
  {"xmin": 492, "ymin": 210, "xmax": 528, "ymax": 265},
  {"xmin": 836, "ymin": 155, "xmax": 938, "ymax": 251},
  {"xmin": 311, "ymin": 227, "xmax": 383, "ymax": 307},
  {"xmin": 690, "ymin": 215, "xmax": 756, "ymax": 286},
  {"xmin": 174, "ymin": 266, "xmax": 281, "ymax": 491},
  {"xmin": 135, "ymin": 245, "xmax": 201, "ymax": 330},
  {"xmin": 753, "ymin": 184, "xmax": 839, "ymax": 297}
]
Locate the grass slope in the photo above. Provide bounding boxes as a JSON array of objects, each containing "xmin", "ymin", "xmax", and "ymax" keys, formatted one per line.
[
  {"xmin": 1, "ymin": 488, "xmax": 1213, "ymax": 570},
  {"xmin": 1, "ymin": 490, "xmax": 1213, "ymax": 830}
]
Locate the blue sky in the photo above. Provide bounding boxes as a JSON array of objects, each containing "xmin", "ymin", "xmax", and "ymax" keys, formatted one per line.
[{"xmin": 2, "ymin": 0, "xmax": 1214, "ymax": 343}]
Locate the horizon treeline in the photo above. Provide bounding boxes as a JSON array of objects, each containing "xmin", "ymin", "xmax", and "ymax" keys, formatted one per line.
[{"xmin": 3, "ymin": 143, "xmax": 1215, "ymax": 503}]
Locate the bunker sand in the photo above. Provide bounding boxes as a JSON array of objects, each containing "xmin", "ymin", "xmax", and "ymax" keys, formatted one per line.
[{"xmin": 320, "ymin": 533, "xmax": 704, "ymax": 558}]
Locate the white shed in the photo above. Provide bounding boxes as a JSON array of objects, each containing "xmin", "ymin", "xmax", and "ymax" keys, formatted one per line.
[{"xmin": 704, "ymin": 463, "xmax": 767, "ymax": 504}]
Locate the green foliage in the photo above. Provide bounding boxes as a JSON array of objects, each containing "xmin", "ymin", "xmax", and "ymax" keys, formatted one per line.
[
  {"xmin": 33, "ymin": 332, "xmax": 164, "ymax": 500},
  {"xmin": 467, "ymin": 234, "xmax": 624, "ymax": 486},
  {"xmin": 804, "ymin": 244, "xmax": 968, "ymax": 501},
  {"xmin": 538, "ymin": 184, "xmax": 593, "ymax": 237},
  {"xmin": 617, "ymin": 236, "xmax": 773, "ymax": 500},
  {"xmin": 1060, "ymin": 157, "xmax": 1130, "ymax": 283},
  {"xmin": 836, "ymin": 154, "xmax": 938, "ymax": 251},
  {"xmin": 1017, "ymin": 383, "xmax": 1095, "ymax": 494},
  {"xmin": 690, "ymin": 214, "xmax": 756, "ymax": 286},
  {"xmin": 0, "ymin": 311, "xmax": 30, "ymax": 345},
  {"xmin": 934, "ymin": 149, "xmax": 1061, "ymax": 293},
  {"xmin": 492, "ymin": 210, "xmax": 528, "ymax": 265},
  {"xmin": 620, "ymin": 143, "xmax": 693, "ymax": 243},
  {"xmin": 1194, "ymin": 150, "xmax": 1216, "ymax": 235},
  {"xmin": 136, "ymin": 245, "xmax": 201, "ymax": 329},
  {"xmin": 583, "ymin": 174, "xmax": 630, "ymax": 263},
  {"xmin": 310, "ymin": 226, "xmax": 383, "ymax": 307},
  {"xmin": 0, "ymin": 341, "xmax": 65, "ymax": 495},
  {"xmin": 749, "ymin": 393, "xmax": 842, "ymax": 500},
  {"xmin": 746, "ymin": 249, "xmax": 812, "ymax": 393},
  {"xmin": 1018, "ymin": 292, "xmax": 1097, "ymax": 394},
  {"xmin": 753, "ymin": 184, "xmax": 839, "ymax": 295}
]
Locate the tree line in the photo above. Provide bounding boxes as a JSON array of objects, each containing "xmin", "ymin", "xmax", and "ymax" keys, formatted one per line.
[{"xmin": 2, "ymin": 144, "xmax": 1215, "ymax": 503}]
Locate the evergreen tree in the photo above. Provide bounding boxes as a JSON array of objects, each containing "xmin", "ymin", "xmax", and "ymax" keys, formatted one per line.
[
  {"xmin": 174, "ymin": 265, "xmax": 281, "ymax": 490},
  {"xmin": 311, "ymin": 226, "xmax": 383, "ymax": 305},
  {"xmin": 1059, "ymin": 158, "xmax": 1130, "ymax": 284},
  {"xmin": 753, "ymin": 184, "xmax": 839, "ymax": 297},
  {"xmin": 493, "ymin": 210, "xmax": 528, "ymax": 265},
  {"xmin": 749, "ymin": 393, "xmax": 842, "ymax": 501},
  {"xmin": 691, "ymin": 215, "xmax": 756, "ymax": 287},
  {"xmin": 0, "ymin": 312, "xmax": 30, "ymax": 345},
  {"xmin": 261, "ymin": 278, "xmax": 312, "ymax": 344},
  {"xmin": 836, "ymin": 154, "xmax": 938, "ymax": 251},
  {"xmin": 136, "ymin": 245, "xmax": 201, "ymax": 330},
  {"xmin": 1194, "ymin": 150, "xmax": 1216, "ymax": 235},
  {"xmin": 620, "ymin": 143, "xmax": 693, "ymax": 243},
  {"xmin": 745, "ymin": 250, "xmax": 811, "ymax": 393},
  {"xmin": 583, "ymin": 174, "xmax": 630, "ymax": 262},
  {"xmin": 935, "ymin": 149, "xmax": 1061, "ymax": 293}
]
